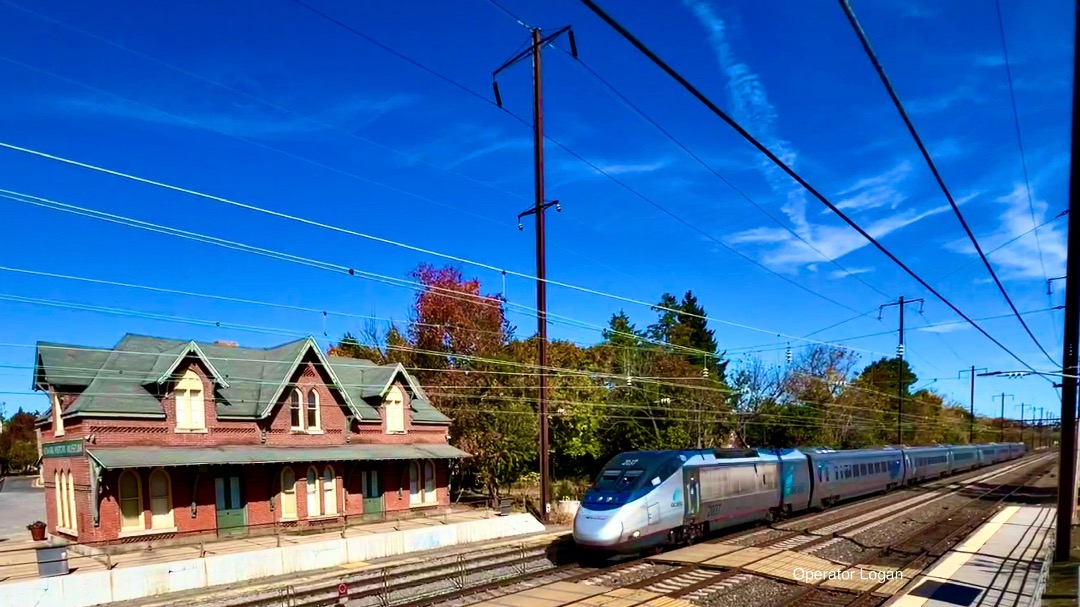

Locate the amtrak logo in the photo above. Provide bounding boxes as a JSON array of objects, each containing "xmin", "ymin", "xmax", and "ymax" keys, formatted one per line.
[{"xmin": 671, "ymin": 489, "xmax": 683, "ymax": 508}]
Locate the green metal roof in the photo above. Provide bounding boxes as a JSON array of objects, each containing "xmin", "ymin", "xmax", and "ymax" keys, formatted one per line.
[
  {"xmin": 34, "ymin": 333, "xmax": 450, "ymax": 425},
  {"xmin": 87, "ymin": 444, "xmax": 470, "ymax": 469}
]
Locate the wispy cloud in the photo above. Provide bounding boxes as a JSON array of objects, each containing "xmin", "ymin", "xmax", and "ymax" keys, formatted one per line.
[
  {"xmin": 404, "ymin": 123, "xmax": 531, "ymax": 170},
  {"xmin": 833, "ymin": 161, "xmax": 913, "ymax": 212},
  {"xmin": 946, "ymin": 183, "xmax": 1066, "ymax": 280},
  {"xmin": 916, "ymin": 321, "xmax": 971, "ymax": 334},
  {"xmin": 683, "ymin": 0, "xmax": 810, "ymax": 239},
  {"xmin": 729, "ymin": 204, "xmax": 951, "ymax": 270},
  {"xmin": 905, "ymin": 86, "xmax": 983, "ymax": 116},
  {"xmin": 54, "ymin": 92, "xmax": 418, "ymax": 139},
  {"xmin": 829, "ymin": 267, "xmax": 873, "ymax": 279}
]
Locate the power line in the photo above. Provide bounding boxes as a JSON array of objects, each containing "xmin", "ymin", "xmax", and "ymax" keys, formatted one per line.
[
  {"xmin": 935, "ymin": 209, "xmax": 1068, "ymax": 281},
  {"xmin": 551, "ymin": 45, "xmax": 891, "ymax": 300},
  {"xmin": 0, "ymin": 0, "xmax": 525, "ymax": 206},
  {"xmin": 993, "ymin": 0, "xmax": 1048, "ymax": 286},
  {"xmin": 282, "ymin": 0, "xmax": 871, "ymax": 316},
  {"xmin": 576, "ymin": 0, "xmax": 1042, "ymax": 378},
  {"xmin": 838, "ymin": 0, "xmax": 1057, "ymax": 368},
  {"xmin": 0, "ymin": 188, "xmax": 894, "ymax": 358}
]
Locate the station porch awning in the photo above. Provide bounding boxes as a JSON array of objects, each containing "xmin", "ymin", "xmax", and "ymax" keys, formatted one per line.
[{"xmin": 86, "ymin": 444, "xmax": 470, "ymax": 469}]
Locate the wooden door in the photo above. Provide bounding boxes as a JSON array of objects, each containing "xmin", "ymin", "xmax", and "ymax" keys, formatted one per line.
[
  {"xmin": 215, "ymin": 475, "xmax": 247, "ymax": 536},
  {"xmin": 361, "ymin": 469, "xmax": 383, "ymax": 520}
]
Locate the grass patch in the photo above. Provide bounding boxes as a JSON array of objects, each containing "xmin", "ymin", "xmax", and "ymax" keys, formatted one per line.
[{"xmin": 1044, "ymin": 525, "xmax": 1080, "ymax": 607}]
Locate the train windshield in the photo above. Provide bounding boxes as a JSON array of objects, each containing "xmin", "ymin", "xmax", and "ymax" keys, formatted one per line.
[{"xmin": 593, "ymin": 468, "xmax": 645, "ymax": 491}]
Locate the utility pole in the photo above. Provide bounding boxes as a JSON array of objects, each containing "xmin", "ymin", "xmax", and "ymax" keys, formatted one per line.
[
  {"xmin": 1036, "ymin": 407, "xmax": 1043, "ymax": 449},
  {"xmin": 1058, "ymin": 0, "xmax": 1080, "ymax": 563},
  {"xmin": 879, "ymin": 296, "xmax": 923, "ymax": 444},
  {"xmin": 959, "ymin": 367, "xmax": 987, "ymax": 443},
  {"xmin": 993, "ymin": 393, "xmax": 1014, "ymax": 442},
  {"xmin": 1016, "ymin": 403, "xmax": 1028, "ymax": 449},
  {"xmin": 492, "ymin": 25, "xmax": 577, "ymax": 524}
]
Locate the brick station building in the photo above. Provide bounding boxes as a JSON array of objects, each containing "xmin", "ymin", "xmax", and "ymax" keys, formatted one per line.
[{"xmin": 33, "ymin": 333, "xmax": 468, "ymax": 545}]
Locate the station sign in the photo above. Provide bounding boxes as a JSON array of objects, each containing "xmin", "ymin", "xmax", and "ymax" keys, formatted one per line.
[{"xmin": 43, "ymin": 440, "xmax": 84, "ymax": 459}]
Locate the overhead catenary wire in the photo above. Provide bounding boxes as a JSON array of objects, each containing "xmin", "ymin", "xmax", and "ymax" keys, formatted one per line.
[
  {"xmin": 549, "ymin": 44, "xmax": 891, "ymax": 301},
  {"xmin": 575, "ymin": 0, "xmax": 1044, "ymax": 380},
  {"xmin": 0, "ymin": 188, "xmax": 895, "ymax": 358},
  {"xmin": 837, "ymin": 0, "xmax": 1058, "ymax": 369},
  {"xmin": 281, "ymin": 0, "xmax": 870, "ymax": 316}
]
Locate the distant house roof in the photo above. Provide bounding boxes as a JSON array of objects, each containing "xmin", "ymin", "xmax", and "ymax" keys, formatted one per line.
[{"xmin": 33, "ymin": 334, "xmax": 450, "ymax": 425}]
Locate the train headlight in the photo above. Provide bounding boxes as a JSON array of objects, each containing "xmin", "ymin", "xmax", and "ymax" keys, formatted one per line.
[{"xmin": 631, "ymin": 530, "xmax": 641, "ymax": 538}]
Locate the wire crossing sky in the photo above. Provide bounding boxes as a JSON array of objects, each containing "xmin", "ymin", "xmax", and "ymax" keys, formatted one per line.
[{"xmin": 0, "ymin": 0, "xmax": 1071, "ymax": 420}]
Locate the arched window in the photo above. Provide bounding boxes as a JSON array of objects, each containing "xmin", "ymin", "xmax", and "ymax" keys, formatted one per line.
[
  {"xmin": 408, "ymin": 461, "xmax": 421, "ymax": 505},
  {"xmin": 290, "ymin": 389, "xmax": 303, "ymax": 430},
  {"xmin": 66, "ymin": 472, "xmax": 77, "ymax": 532},
  {"xmin": 307, "ymin": 390, "xmax": 320, "ymax": 430},
  {"xmin": 306, "ymin": 467, "xmax": 319, "ymax": 517},
  {"xmin": 118, "ymin": 470, "xmax": 144, "ymax": 531},
  {"xmin": 323, "ymin": 465, "xmax": 337, "ymax": 515},
  {"xmin": 54, "ymin": 470, "xmax": 63, "ymax": 529},
  {"xmin": 281, "ymin": 467, "xmax": 297, "ymax": 519},
  {"xmin": 175, "ymin": 369, "xmax": 205, "ymax": 431},
  {"xmin": 384, "ymin": 386, "xmax": 405, "ymax": 434},
  {"xmin": 423, "ymin": 460, "xmax": 436, "ymax": 504},
  {"xmin": 149, "ymin": 468, "xmax": 174, "ymax": 529}
]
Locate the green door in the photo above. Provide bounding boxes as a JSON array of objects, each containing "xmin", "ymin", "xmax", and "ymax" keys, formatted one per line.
[
  {"xmin": 215, "ymin": 475, "xmax": 247, "ymax": 536},
  {"xmin": 361, "ymin": 469, "xmax": 383, "ymax": 520}
]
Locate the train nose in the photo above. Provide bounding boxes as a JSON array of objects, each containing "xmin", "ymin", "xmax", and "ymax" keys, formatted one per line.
[{"xmin": 573, "ymin": 509, "xmax": 623, "ymax": 546}]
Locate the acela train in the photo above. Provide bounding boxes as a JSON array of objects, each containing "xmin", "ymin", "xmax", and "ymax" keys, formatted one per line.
[{"xmin": 573, "ymin": 442, "xmax": 1025, "ymax": 556}]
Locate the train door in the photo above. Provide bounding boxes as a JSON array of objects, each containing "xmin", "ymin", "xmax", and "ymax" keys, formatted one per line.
[
  {"xmin": 647, "ymin": 502, "xmax": 661, "ymax": 531},
  {"xmin": 685, "ymin": 475, "xmax": 700, "ymax": 520}
]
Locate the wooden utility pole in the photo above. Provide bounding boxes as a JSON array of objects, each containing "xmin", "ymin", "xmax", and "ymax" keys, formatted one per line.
[
  {"xmin": 879, "ymin": 296, "xmax": 923, "ymax": 444},
  {"xmin": 493, "ymin": 25, "xmax": 577, "ymax": 523}
]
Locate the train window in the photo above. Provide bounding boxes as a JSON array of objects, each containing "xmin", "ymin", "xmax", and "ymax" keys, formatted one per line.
[
  {"xmin": 860, "ymin": 464, "xmax": 867, "ymax": 476},
  {"xmin": 596, "ymin": 469, "xmax": 621, "ymax": 489},
  {"xmin": 618, "ymin": 470, "xmax": 644, "ymax": 489}
]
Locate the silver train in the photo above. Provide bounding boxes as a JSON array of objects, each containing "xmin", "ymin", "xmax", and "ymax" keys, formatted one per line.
[{"xmin": 573, "ymin": 442, "xmax": 1025, "ymax": 556}]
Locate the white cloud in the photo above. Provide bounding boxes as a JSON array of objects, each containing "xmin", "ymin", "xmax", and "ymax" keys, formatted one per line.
[
  {"xmin": 946, "ymin": 183, "xmax": 1066, "ymax": 280},
  {"xmin": 683, "ymin": 0, "xmax": 810, "ymax": 239},
  {"xmin": 916, "ymin": 321, "xmax": 971, "ymax": 334},
  {"xmin": 829, "ymin": 267, "xmax": 873, "ymax": 279},
  {"xmin": 729, "ymin": 204, "xmax": 951, "ymax": 271},
  {"xmin": 833, "ymin": 161, "xmax": 913, "ymax": 212}
]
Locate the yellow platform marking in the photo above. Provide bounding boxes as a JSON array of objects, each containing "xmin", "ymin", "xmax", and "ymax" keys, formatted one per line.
[
  {"xmin": 639, "ymin": 599, "xmax": 696, "ymax": 607},
  {"xmin": 700, "ymin": 546, "xmax": 780, "ymax": 568},
  {"xmin": 647, "ymin": 542, "xmax": 743, "ymax": 564},
  {"xmin": 543, "ymin": 582, "xmax": 612, "ymax": 596},
  {"xmin": 745, "ymin": 551, "xmax": 846, "ymax": 584},
  {"xmin": 890, "ymin": 506, "xmax": 1021, "ymax": 607}
]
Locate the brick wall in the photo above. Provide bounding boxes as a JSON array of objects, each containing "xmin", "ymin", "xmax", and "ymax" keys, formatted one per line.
[{"xmin": 38, "ymin": 349, "xmax": 459, "ymax": 543}]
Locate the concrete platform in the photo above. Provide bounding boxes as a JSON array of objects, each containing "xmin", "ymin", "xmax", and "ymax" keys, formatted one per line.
[
  {"xmin": 471, "ymin": 583, "xmax": 697, "ymax": 607},
  {"xmin": 884, "ymin": 505, "xmax": 1055, "ymax": 607},
  {"xmin": 0, "ymin": 511, "xmax": 548, "ymax": 607}
]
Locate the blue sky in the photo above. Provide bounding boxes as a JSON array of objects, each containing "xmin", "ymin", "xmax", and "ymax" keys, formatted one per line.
[{"xmin": 0, "ymin": 0, "xmax": 1072, "ymax": 428}]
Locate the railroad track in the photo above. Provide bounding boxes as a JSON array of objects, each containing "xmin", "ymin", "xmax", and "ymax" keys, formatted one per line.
[
  {"xmin": 561, "ymin": 454, "xmax": 1054, "ymax": 607},
  {"xmin": 276, "ymin": 454, "xmax": 1050, "ymax": 607}
]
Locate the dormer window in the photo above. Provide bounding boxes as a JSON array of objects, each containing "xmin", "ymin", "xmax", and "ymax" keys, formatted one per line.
[
  {"xmin": 306, "ymin": 390, "xmax": 321, "ymax": 431},
  {"xmin": 175, "ymin": 369, "xmax": 206, "ymax": 432},
  {"xmin": 290, "ymin": 389, "xmax": 303, "ymax": 431},
  {"xmin": 384, "ymin": 386, "xmax": 405, "ymax": 434}
]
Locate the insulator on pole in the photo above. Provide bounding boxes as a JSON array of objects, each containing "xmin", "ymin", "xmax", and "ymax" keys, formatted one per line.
[
  {"xmin": 786, "ymin": 344, "xmax": 792, "ymax": 364},
  {"xmin": 702, "ymin": 367, "xmax": 709, "ymax": 379},
  {"xmin": 897, "ymin": 343, "xmax": 905, "ymax": 357}
]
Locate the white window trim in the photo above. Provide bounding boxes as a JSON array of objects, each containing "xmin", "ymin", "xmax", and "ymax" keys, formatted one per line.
[
  {"xmin": 290, "ymin": 388, "xmax": 305, "ymax": 431},
  {"xmin": 66, "ymin": 471, "xmax": 77, "ymax": 532},
  {"xmin": 305, "ymin": 466, "xmax": 320, "ymax": 517},
  {"xmin": 148, "ymin": 468, "xmax": 175, "ymax": 530},
  {"xmin": 119, "ymin": 470, "xmax": 145, "ymax": 532},
  {"xmin": 322, "ymin": 465, "xmax": 337, "ymax": 515},
  {"xmin": 385, "ymin": 386, "xmax": 406, "ymax": 434},
  {"xmin": 54, "ymin": 470, "xmax": 63, "ymax": 529},
  {"xmin": 280, "ymin": 466, "xmax": 298, "ymax": 521},
  {"xmin": 306, "ymin": 390, "xmax": 322, "ymax": 432},
  {"xmin": 175, "ymin": 370, "xmax": 207, "ymax": 432}
]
